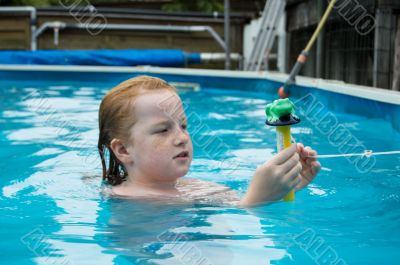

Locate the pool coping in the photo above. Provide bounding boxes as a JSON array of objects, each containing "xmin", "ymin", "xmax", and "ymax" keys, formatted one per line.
[{"xmin": 0, "ymin": 64, "xmax": 399, "ymax": 105}]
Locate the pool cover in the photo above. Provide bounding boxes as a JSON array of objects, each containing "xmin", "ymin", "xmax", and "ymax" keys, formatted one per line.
[{"xmin": 0, "ymin": 49, "xmax": 201, "ymax": 67}]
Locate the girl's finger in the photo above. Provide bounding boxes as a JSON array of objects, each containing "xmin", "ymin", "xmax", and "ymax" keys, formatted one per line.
[
  {"xmin": 283, "ymin": 162, "xmax": 302, "ymax": 183},
  {"xmin": 290, "ymin": 175, "xmax": 302, "ymax": 189},
  {"xmin": 300, "ymin": 167, "xmax": 313, "ymax": 182},
  {"xmin": 280, "ymin": 152, "xmax": 300, "ymax": 174},
  {"xmin": 305, "ymin": 154, "xmax": 316, "ymax": 164},
  {"xmin": 297, "ymin": 143, "xmax": 304, "ymax": 153},
  {"xmin": 272, "ymin": 144, "xmax": 297, "ymax": 165},
  {"xmin": 303, "ymin": 147, "xmax": 317, "ymax": 160},
  {"xmin": 311, "ymin": 161, "xmax": 321, "ymax": 175}
]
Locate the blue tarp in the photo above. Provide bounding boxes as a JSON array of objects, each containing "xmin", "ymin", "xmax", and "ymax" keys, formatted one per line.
[{"xmin": 0, "ymin": 49, "xmax": 201, "ymax": 67}]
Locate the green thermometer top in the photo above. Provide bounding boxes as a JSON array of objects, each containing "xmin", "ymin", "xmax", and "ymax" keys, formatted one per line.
[{"xmin": 265, "ymin": 98, "xmax": 300, "ymax": 126}]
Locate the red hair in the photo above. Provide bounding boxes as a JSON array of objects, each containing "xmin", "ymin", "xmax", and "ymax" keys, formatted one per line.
[{"xmin": 98, "ymin": 76, "xmax": 176, "ymax": 185}]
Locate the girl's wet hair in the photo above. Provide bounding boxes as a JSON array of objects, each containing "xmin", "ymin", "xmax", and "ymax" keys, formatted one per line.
[{"xmin": 98, "ymin": 76, "xmax": 176, "ymax": 185}]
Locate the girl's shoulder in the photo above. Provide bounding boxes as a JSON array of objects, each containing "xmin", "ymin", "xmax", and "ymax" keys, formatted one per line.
[
  {"xmin": 178, "ymin": 178, "xmax": 229, "ymax": 192},
  {"xmin": 177, "ymin": 178, "xmax": 240, "ymax": 205},
  {"xmin": 101, "ymin": 178, "xmax": 241, "ymax": 206}
]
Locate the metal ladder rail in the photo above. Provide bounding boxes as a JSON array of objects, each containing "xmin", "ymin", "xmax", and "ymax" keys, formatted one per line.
[
  {"xmin": 245, "ymin": 0, "xmax": 275, "ymax": 71},
  {"xmin": 245, "ymin": 0, "xmax": 286, "ymax": 71},
  {"xmin": 255, "ymin": 0, "xmax": 286, "ymax": 71},
  {"xmin": 249, "ymin": 0, "xmax": 285, "ymax": 71}
]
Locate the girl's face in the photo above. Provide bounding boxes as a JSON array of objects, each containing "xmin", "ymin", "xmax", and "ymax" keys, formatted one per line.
[{"xmin": 126, "ymin": 90, "xmax": 193, "ymax": 183}]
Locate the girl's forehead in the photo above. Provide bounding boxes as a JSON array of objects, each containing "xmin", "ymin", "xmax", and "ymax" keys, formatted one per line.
[{"xmin": 134, "ymin": 91, "xmax": 185, "ymax": 120}]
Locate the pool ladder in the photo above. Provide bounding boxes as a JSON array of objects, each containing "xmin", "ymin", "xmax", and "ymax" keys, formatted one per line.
[{"xmin": 245, "ymin": 0, "xmax": 286, "ymax": 71}]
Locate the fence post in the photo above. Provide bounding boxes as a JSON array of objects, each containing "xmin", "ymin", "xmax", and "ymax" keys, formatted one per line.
[
  {"xmin": 373, "ymin": 8, "xmax": 395, "ymax": 89},
  {"xmin": 393, "ymin": 17, "xmax": 400, "ymax": 91}
]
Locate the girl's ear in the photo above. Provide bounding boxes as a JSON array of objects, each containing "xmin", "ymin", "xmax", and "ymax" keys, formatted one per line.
[{"xmin": 109, "ymin": 138, "xmax": 133, "ymax": 166}]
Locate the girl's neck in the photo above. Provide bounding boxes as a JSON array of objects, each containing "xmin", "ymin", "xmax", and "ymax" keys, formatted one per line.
[{"xmin": 125, "ymin": 175, "xmax": 179, "ymax": 192}]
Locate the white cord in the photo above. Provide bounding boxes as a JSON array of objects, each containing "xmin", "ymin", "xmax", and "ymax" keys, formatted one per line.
[
  {"xmin": 291, "ymin": 136, "xmax": 400, "ymax": 159},
  {"xmin": 306, "ymin": 150, "xmax": 400, "ymax": 159}
]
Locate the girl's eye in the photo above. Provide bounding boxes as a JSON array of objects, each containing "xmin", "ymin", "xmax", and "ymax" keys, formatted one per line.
[{"xmin": 155, "ymin": 128, "xmax": 168, "ymax": 134}]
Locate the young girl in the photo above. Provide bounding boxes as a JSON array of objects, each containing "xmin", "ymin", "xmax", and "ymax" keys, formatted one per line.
[{"xmin": 98, "ymin": 76, "xmax": 321, "ymax": 207}]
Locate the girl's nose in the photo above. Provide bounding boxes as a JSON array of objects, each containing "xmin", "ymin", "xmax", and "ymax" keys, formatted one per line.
[{"xmin": 173, "ymin": 127, "xmax": 189, "ymax": 146}]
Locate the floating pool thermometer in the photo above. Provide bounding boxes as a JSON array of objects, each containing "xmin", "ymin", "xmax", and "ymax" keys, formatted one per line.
[
  {"xmin": 266, "ymin": 0, "xmax": 400, "ymax": 203},
  {"xmin": 265, "ymin": 98, "xmax": 300, "ymax": 202},
  {"xmin": 265, "ymin": 98, "xmax": 400, "ymax": 202}
]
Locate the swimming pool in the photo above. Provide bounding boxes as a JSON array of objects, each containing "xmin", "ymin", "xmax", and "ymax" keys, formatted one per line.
[{"xmin": 1, "ymin": 65, "xmax": 399, "ymax": 265}]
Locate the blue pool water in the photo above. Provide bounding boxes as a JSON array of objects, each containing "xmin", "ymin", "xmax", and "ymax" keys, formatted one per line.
[{"xmin": 0, "ymin": 77, "xmax": 399, "ymax": 265}]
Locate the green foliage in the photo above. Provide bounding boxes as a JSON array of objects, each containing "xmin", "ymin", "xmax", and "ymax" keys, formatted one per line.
[
  {"xmin": 0, "ymin": 0, "xmax": 122, "ymax": 7},
  {"xmin": 0, "ymin": 0, "xmax": 225, "ymax": 12},
  {"xmin": 162, "ymin": 0, "xmax": 224, "ymax": 13},
  {"xmin": 0, "ymin": 0, "xmax": 59, "ymax": 7}
]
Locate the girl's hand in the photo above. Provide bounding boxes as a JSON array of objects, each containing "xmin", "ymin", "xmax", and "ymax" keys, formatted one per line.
[
  {"xmin": 240, "ymin": 144, "xmax": 302, "ymax": 207},
  {"xmin": 295, "ymin": 143, "xmax": 321, "ymax": 190}
]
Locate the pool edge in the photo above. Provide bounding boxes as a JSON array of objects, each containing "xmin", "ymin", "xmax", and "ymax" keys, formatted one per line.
[{"xmin": 1, "ymin": 64, "xmax": 399, "ymax": 105}]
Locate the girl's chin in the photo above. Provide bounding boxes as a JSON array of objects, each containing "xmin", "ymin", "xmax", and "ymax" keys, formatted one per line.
[
  {"xmin": 153, "ymin": 164, "xmax": 191, "ymax": 182},
  {"xmin": 171, "ymin": 171, "xmax": 188, "ymax": 181},
  {"xmin": 154, "ymin": 172, "xmax": 186, "ymax": 183}
]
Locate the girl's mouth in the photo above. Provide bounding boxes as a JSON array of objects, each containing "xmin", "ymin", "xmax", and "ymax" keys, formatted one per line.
[{"xmin": 173, "ymin": 151, "xmax": 189, "ymax": 160}]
